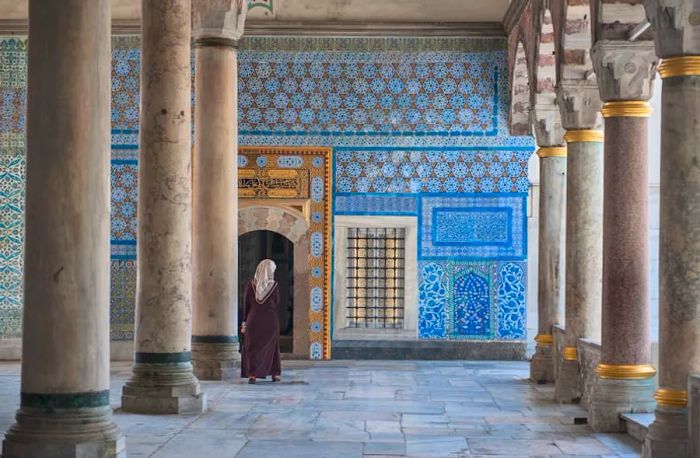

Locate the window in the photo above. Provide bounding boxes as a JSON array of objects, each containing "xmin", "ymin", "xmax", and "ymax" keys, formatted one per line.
[{"xmin": 346, "ymin": 227, "xmax": 405, "ymax": 329}]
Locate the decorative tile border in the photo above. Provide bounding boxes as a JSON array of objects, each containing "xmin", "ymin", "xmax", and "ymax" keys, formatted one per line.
[
  {"xmin": 334, "ymin": 193, "xmax": 418, "ymax": 216},
  {"xmin": 239, "ymin": 146, "xmax": 333, "ymax": 360}
]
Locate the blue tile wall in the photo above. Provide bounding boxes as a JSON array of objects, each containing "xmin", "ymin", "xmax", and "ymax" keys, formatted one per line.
[
  {"xmin": 0, "ymin": 38, "xmax": 25, "ymax": 337},
  {"xmin": 0, "ymin": 35, "xmax": 533, "ymax": 344}
]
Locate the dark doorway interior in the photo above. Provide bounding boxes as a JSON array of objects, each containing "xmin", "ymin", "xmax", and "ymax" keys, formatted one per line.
[{"xmin": 238, "ymin": 230, "xmax": 294, "ymax": 353}]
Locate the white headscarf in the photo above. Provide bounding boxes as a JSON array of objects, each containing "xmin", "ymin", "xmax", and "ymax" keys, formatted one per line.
[{"xmin": 253, "ymin": 259, "xmax": 277, "ymax": 302}]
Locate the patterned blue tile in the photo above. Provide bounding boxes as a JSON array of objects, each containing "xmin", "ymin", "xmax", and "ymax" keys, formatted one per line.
[
  {"xmin": 452, "ymin": 270, "xmax": 492, "ymax": 338},
  {"xmin": 419, "ymin": 194, "xmax": 527, "ymax": 261},
  {"xmin": 334, "ymin": 194, "xmax": 418, "ymax": 215},
  {"xmin": 496, "ymin": 262, "xmax": 527, "ymax": 340},
  {"xmin": 334, "ymin": 149, "xmax": 531, "ymax": 194},
  {"xmin": 418, "ymin": 263, "xmax": 447, "ymax": 339}
]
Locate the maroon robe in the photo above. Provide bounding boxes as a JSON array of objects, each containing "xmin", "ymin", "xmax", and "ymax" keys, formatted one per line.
[{"xmin": 241, "ymin": 279, "xmax": 282, "ymax": 378}]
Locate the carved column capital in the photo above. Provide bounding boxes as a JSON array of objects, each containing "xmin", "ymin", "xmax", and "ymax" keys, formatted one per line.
[
  {"xmin": 591, "ymin": 40, "xmax": 659, "ymax": 101},
  {"xmin": 532, "ymin": 103, "xmax": 566, "ymax": 147},
  {"xmin": 556, "ymin": 80, "xmax": 604, "ymax": 130},
  {"xmin": 192, "ymin": 0, "xmax": 247, "ymax": 48},
  {"xmin": 645, "ymin": 0, "xmax": 700, "ymax": 57}
]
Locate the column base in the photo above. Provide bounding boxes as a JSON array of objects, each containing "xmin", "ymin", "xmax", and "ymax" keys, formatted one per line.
[
  {"xmin": 530, "ymin": 343, "xmax": 554, "ymax": 383},
  {"xmin": 590, "ymin": 377, "xmax": 656, "ymax": 432},
  {"xmin": 121, "ymin": 362, "xmax": 207, "ymax": 415},
  {"xmin": 643, "ymin": 406, "xmax": 689, "ymax": 458},
  {"xmin": 2, "ymin": 406, "xmax": 125, "ymax": 458},
  {"xmin": 191, "ymin": 341, "xmax": 240, "ymax": 381},
  {"xmin": 555, "ymin": 359, "xmax": 582, "ymax": 403}
]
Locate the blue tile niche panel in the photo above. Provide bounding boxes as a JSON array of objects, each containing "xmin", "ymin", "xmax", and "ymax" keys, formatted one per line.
[
  {"xmin": 418, "ymin": 261, "xmax": 526, "ymax": 340},
  {"xmin": 419, "ymin": 194, "xmax": 527, "ymax": 261}
]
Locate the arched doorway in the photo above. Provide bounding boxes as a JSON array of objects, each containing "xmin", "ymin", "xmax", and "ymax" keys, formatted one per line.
[{"xmin": 238, "ymin": 230, "xmax": 295, "ymax": 354}]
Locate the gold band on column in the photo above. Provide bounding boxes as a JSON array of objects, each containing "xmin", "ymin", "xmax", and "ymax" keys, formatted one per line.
[
  {"xmin": 654, "ymin": 388, "xmax": 688, "ymax": 408},
  {"xmin": 595, "ymin": 363, "xmax": 656, "ymax": 380},
  {"xmin": 536, "ymin": 147, "xmax": 567, "ymax": 158},
  {"xmin": 563, "ymin": 130, "xmax": 603, "ymax": 143},
  {"xmin": 562, "ymin": 346, "xmax": 578, "ymax": 361},
  {"xmin": 658, "ymin": 56, "xmax": 700, "ymax": 79},
  {"xmin": 601, "ymin": 101, "xmax": 652, "ymax": 118},
  {"xmin": 534, "ymin": 334, "xmax": 553, "ymax": 345}
]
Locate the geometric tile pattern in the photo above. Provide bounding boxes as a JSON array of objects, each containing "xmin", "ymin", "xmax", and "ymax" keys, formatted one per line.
[
  {"xmin": 110, "ymin": 260, "xmax": 136, "ymax": 341},
  {"xmin": 334, "ymin": 193, "xmax": 418, "ymax": 216},
  {"xmin": 111, "ymin": 37, "xmax": 140, "ymax": 131},
  {"xmin": 235, "ymin": 37, "xmax": 535, "ymax": 149},
  {"xmin": 0, "ymin": 154, "xmax": 24, "ymax": 337},
  {"xmin": 0, "ymin": 39, "xmax": 26, "ymax": 156},
  {"xmin": 419, "ymin": 194, "xmax": 527, "ymax": 261},
  {"xmin": 237, "ymin": 55, "xmax": 498, "ymax": 136},
  {"xmin": 0, "ymin": 38, "xmax": 26, "ymax": 338},
  {"xmin": 334, "ymin": 149, "xmax": 531, "ymax": 194},
  {"xmin": 111, "ymin": 161, "xmax": 138, "ymax": 242}
]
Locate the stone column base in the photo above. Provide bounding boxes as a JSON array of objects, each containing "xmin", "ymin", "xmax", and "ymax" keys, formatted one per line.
[
  {"xmin": 2, "ymin": 406, "xmax": 125, "ymax": 457},
  {"xmin": 643, "ymin": 406, "xmax": 689, "ymax": 458},
  {"xmin": 590, "ymin": 377, "xmax": 656, "ymax": 432},
  {"xmin": 192, "ymin": 341, "xmax": 240, "ymax": 381},
  {"xmin": 530, "ymin": 343, "xmax": 554, "ymax": 383},
  {"xmin": 121, "ymin": 362, "xmax": 207, "ymax": 415},
  {"xmin": 555, "ymin": 359, "xmax": 582, "ymax": 403}
]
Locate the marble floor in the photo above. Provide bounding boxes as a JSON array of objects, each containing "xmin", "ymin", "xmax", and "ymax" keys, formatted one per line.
[{"xmin": 0, "ymin": 360, "xmax": 641, "ymax": 457}]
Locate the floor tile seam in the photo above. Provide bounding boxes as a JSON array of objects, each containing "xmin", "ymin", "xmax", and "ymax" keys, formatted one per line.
[{"xmin": 145, "ymin": 409, "xmax": 210, "ymax": 457}]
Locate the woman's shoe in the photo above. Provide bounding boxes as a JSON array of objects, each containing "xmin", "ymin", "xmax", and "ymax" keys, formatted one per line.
[
  {"xmin": 272, "ymin": 375, "xmax": 281, "ymax": 382},
  {"xmin": 248, "ymin": 377, "xmax": 256, "ymax": 384}
]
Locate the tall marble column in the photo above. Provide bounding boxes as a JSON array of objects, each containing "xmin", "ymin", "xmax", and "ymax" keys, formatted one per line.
[
  {"xmin": 554, "ymin": 81, "xmax": 604, "ymax": 403},
  {"xmin": 643, "ymin": 2, "xmax": 700, "ymax": 456},
  {"xmin": 530, "ymin": 105, "xmax": 567, "ymax": 383},
  {"xmin": 589, "ymin": 41, "xmax": 658, "ymax": 432},
  {"xmin": 191, "ymin": 0, "xmax": 247, "ymax": 381},
  {"xmin": 121, "ymin": 0, "xmax": 206, "ymax": 415},
  {"xmin": 1, "ymin": 0, "xmax": 125, "ymax": 456}
]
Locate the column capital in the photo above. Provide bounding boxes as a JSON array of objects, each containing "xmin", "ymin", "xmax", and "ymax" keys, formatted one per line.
[
  {"xmin": 192, "ymin": 0, "xmax": 247, "ymax": 48},
  {"xmin": 591, "ymin": 40, "xmax": 658, "ymax": 102},
  {"xmin": 556, "ymin": 80, "xmax": 604, "ymax": 130},
  {"xmin": 645, "ymin": 0, "xmax": 700, "ymax": 57},
  {"xmin": 532, "ymin": 103, "xmax": 566, "ymax": 147}
]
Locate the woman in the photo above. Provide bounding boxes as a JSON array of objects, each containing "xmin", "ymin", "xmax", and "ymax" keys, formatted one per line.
[{"xmin": 241, "ymin": 259, "xmax": 282, "ymax": 384}]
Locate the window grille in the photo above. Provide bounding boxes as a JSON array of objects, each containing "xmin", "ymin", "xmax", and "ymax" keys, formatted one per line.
[{"xmin": 346, "ymin": 227, "xmax": 405, "ymax": 329}]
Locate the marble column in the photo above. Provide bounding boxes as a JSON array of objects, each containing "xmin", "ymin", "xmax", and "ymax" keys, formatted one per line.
[
  {"xmin": 554, "ymin": 81, "xmax": 604, "ymax": 403},
  {"xmin": 191, "ymin": 0, "xmax": 247, "ymax": 381},
  {"xmin": 643, "ymin": 3, "xmax": 700, "ymax": 456},
  {"xmin": 589, "ymin": 41, "xmax": 658, "ymax": 432},
  {"xmin": 530, "ymin": 105, "xmax": 567, "ymax": 383},
  {"xmin": 1, "ymin": 0, "xmax": 125, "ymax": 456},
  {"xmin": 121, "ymin": 0, "xmax": 206, "ymax": 415}
]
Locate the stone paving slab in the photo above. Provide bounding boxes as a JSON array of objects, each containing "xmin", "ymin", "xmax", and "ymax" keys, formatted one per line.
[{"xmin": 0, "ymin": 360, "xmax": 642, "ymax": 457}]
